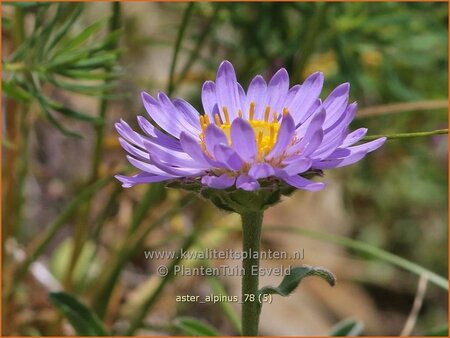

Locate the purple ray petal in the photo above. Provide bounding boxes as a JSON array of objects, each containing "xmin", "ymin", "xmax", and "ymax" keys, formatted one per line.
[
  {"xmin": 230, "ymin": 118, "xmax": 257, "ymax": 162},
  {"xmin": 119, "ymin": 137, "xmax": 149, "ymax": 161},
  {"xmin": 341, "ymin": 128, "xmax": 368, "ymax": 147},
  {"xmin": 281, "ymin": 174, "xmax": 326, "ymax": 191},
  {"xmin": 204, "ymin": 124, "xmax": 229, "ymax": 155},
  {"xmin": 216, "ymin": 60, "xmax": 241, "ymax": 119},
  {"xmin": 266, "ymin": 68, "xmax": 289, "ymax": 117},
  {"xmin": 136, "ymin": 116, "xmax": 157, "ymax": 137},
  {"xmin": 290, "ymin": 107, "xmax": 326, "ymax": 154},
  {"xmin": 237, "ymin": 82, "xmax": 248, "ymax": 117},
  {"xmin": 266, "ymin": 113, "xmax": 295, "ymax": 160},
  {"xmin": 173, "ymin": 98, "xmax": 201, "ymax": 130},
  {"xmin": 322, "ymin": 83, "xmax": 350, "ymax": 129},
  {"xmin": 116, "ymin": 172, "xmax": 173, "ymax": 188},
  {"xmin": 287, "ymin": 72, "xmax": 324, "ymax": 125},
  {"xmin": 148, "ymin": 151, "xmax": 205, "ymax": 177},
  {"xmin": 126, "ymin": 155, "xmax": 176, "ymax": 176},
  {"xmin": 115, "ymin": 119, "xmax": 150, "ymax": 149},
  {"xmin": 248, "ymin": 163, "xmax": 275, "ymax": 179},
  {"xmin": 144, "ymin": 141, "xmax": 210, "ymax": 169},
  {"xmin": 246, "ymin": 75, "xmax": 267, "ymax": 120},
  {"xmin": 179, "ymin": 132, "xmax": 218, "ymax": 167},
  {"xmin": 236, "ymin": 174, "xmax": 260, "ymax": 191},
  {"xmin": 136, "ymin": 116, "xmax": 183, "ymax": 151},
  {"xmin": 313, "ymin": 137, "xmax": 386, "ymax": 169},
  {"xmin": 142, "ymin": 92, "xmax": 182, "ymax": 138},
  {"xmin": 201, "ymin": 81, "xmax": 217, "ymax": 119},
  {"xmin": 157, "ymin": 92, "xmax": 199, "ymax": 137},
  {"xmin": 281, "ymin": 158, "xmax": 312, "ymax": 176},
  {"xmin": 202, "ymin": 174, "xmax": 236, "ymax": 189},
  {"xmin": 213, "ymin": 143, "xmax": 243, "ymax": 170}
]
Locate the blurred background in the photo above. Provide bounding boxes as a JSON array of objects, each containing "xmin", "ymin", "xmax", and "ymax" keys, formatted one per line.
[{"xmin": 2, "ymin": 1, "xmax": 448, "ymax": 336}]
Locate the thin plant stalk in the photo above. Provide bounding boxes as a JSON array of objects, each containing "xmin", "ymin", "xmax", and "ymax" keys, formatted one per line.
[
  {"xmin": 240, "ymin": 211, "xmax": 263, "ymax": 336},
  {"xmin": 363, "ymin": 129, "xmax": 448, "ymax": 141},
  {"xmin": 168, "ymin": 2, "xmax": 195, "ymax": 95}
]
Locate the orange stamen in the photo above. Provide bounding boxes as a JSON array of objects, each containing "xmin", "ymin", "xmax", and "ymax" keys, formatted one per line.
[
  {"xmin": 249, "ymin": 101, "xmax": 255, "ymax": 121},
  {"xmin": 214, "ymin": 114, "xmax": 221, "ymax": 126},
  {"xmin": 264, "ymin": 106, "xmax": 270, "ymax": 122},
  {"xmin": 272, "ymin": 111, "xmax": 278, "ymax": 123},
  {"xmin": 223, "ymin": 106, "xmax": 230, "ymax": 124}
]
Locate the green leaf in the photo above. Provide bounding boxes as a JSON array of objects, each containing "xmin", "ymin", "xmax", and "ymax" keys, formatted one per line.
[
  {"xmin": 43, "ymin": 96, "xmax": 102, "ymax": 124},
  {"xmin": 46, "ymin": 75, "xmax": 115, "ymax": 96},
  {"xmin": 44, "ymin": 5, "xmax": 83, "ymax": 54},
  {"xmin": 69, "ymin": 52, "xmax": 119, "ymax": 70},
  {"xmin": 36, "ymin": 96, "xmax": 82, "ymax": 138},
  {"xmin": 329, "ymin": 319, "xmax": 364, "ymax": 336},
  {"xmin": 59, "ymin": 18, "xmax": 109, "ymax": 52},
  {"xmin": 56, "ymin": 69, "xmax": 120, "ymax": 80},
  {"xmin": 47, "ymin": 49, "xmax": 91, "ymax": 69},
  {"xmin": 259, "ymin": 266, "xmax": 336, "ymax": 297},
  {"xmin": 2, "ymin": 80, "xmax": 32, "ymax": 101},
  {"xmin": 174, "ymin": 317, "xmax": 220, "ymax": 336},
  {"xmin": 48, "ymin": 292, "xmax": 108, "ymax": 336}
]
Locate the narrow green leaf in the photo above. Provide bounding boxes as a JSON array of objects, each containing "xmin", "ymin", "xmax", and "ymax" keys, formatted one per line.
[
  {"xmin": 174, "ymin": 317, "xmax": 220, "ymax": 336},
  {"xmin": 44, "ymin": 5, "xmax": 83, "ymax": 54},
  {"xmin": 259, "ymin": 266, "xmax": 336, "ymax": 297},
  {"xmin": 2, "ymin": 80, "xmax": 32, "ymax": 101},
  {"xmin": 36, "ymin": 97, "xmax": 82, "ymax": 138},
  {"xmin": 46, "ymin": 75, "xmax": 115, "ymax": 96},
  {"xmin": 329, "ymin": 319, "xmax": 364, "ymax": 336},
  {"xmin": 56, "ymin": 69, "xmax": 120, "ymax": 80},
  {"xmin": 43, "ymin": 96, "xmax": 102, "ymax": 124},
  {"xmin": 48, "ymin": 292, "xmax": 108, "ymax": 336},
  {"xmin": 47, "ymin": 50, "xmax": 91, "ymax": 69},
  {"xmin": 59, "ymin": 18, "xmax": 109, "ymax": 51},
  {"xmin": 69, "ymin": 52, "xmax": 119, "ymax": 70}
]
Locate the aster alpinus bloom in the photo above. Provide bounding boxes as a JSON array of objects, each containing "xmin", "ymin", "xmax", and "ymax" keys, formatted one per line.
[
  {"xmin": 115, "ymin": 60, "xmax": 385, "ymax": 194},
  {"xmin": 115, "ymin": 60, "xmax": 386, "ymax": 336}
]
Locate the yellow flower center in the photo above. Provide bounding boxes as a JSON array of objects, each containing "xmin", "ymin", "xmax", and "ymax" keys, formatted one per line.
[{"xmin": 199, "ymin": 101, "xmax": 288, "ymax": 160}]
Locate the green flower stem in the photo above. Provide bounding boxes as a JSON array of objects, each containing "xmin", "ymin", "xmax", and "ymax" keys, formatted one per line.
[
  {"xmin": 240, "ymin": 211, "xmax": 263, "ymax": 336},
  {"xmin": 363, "ymin": 128, "xmax": 448, "ymax": 141}
]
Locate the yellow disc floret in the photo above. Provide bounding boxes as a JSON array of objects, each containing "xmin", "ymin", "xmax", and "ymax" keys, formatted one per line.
[{"xmin": 199, "ymin": 101, "xmax": 287, "ymax": 161}]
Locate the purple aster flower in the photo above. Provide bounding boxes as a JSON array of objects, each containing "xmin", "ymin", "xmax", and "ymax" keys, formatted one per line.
[{"xmin": 115, "ymin": 60, "xmax": 385, "ymax": 192}]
